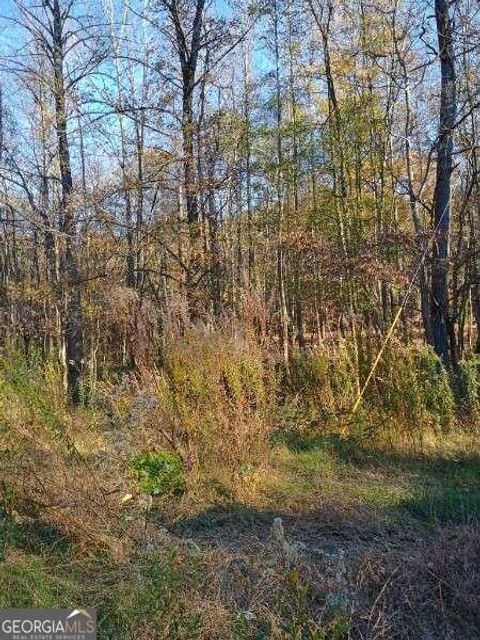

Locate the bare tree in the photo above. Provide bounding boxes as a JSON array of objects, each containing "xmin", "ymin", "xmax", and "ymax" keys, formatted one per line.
[
  {"xmin": 431, "ymin": 0, "xmax": 457, "ymax": 367},
  {"xmin": 10, "ymin": 0, "xmax": 107, "ymax": 401}
]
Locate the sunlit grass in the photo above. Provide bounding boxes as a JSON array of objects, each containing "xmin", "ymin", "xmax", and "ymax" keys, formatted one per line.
[{"xmin": 260, "ymin": 431, "xmax": 480, "ymax": 523}]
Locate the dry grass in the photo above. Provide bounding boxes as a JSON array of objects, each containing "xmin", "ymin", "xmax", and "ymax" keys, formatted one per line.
[{"xmin": 353, "ymin": 524, "xmax": 480, "ymax": 639}]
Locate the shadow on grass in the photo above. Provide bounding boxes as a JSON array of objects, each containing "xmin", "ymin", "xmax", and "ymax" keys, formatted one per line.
[
  {"xmin": 167, "ymin": 504, "xmax": 299, "ymax": 543},
  {"xmin": 0, "ymin": 511, "xmax": 72, "ymax": 556},
  {"xmin": 279, "ymin": 429, "xmax": 480, "ymax": 524},
  {"xmin": 166, "ymin": 432, "xmax": 480, "ymax": 549}
]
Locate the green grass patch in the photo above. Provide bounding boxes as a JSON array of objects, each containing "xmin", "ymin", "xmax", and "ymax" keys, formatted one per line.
[
  {"xmin": 98, "ymin": 550, "xmax": 204, "ymax": 639},
  {"xmin": 267, "ymin": 432, "xmax": 480, "ymax": 523},
  {"xmin": 0, "ymin": 549, "xmax": 80, "ymax": 609}
]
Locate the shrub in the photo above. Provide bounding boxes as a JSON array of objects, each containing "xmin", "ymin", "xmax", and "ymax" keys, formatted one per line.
[
  {"xmin": 414, "ymin": 344, "xmax": 455, "ymax": 427},
  {"xmin": 372, "ymin": 342, "xmax": 455, "ymax": 432},
  {"xmin": 0, "ymin": 351, "xmax": 123, "ymax": 552},
  {"xmin": 126, "ymin": 328, "xmax": 276, "ymax": 496},
  {"xmin": 289, "ymin": 341, "xmax": 358, "ymax": 414},
  {"xmin": 456, "ymin": 356, "xmax": 480, "ymax": 417},
  {"xmin": 288, "ymin": 338, "xmax": 456, "ymax": 441}
]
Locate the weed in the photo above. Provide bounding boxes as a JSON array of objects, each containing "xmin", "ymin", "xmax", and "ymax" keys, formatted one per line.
[{"xmin": 130, "ymin": 451, "xmax": 185, "ymax": 496}]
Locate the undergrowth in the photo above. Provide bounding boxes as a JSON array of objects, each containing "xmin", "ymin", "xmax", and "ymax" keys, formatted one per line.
[{"xmin": 1, "ymin": 329, "xmax": 480, "ymax": 638}]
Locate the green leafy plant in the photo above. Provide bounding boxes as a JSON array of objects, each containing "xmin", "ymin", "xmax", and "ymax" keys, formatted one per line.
[{"xmin": 130, "ymin": 451, "xmax": 185, "ymax": 496}]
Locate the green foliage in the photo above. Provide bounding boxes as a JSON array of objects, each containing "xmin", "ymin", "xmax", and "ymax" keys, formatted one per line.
[
  {"xmin": 456, "ymin": 356, "xmax": 480, "ymax": 416},
  {"xmin": 1, "ymin": 333, "xmax": 480, "ymax": 639},
  {"xmin": 414, "ymin": 345, "xmax": 455, "ymax": 426},
  {"xmin": 130, "ymin": 451, "xmax": 185, "ymax": 496},
  {"xmin": 399, "ymin": 455, "xmax": 480, "ymax": 523},
  {"xmin": 290, "ymin": 342, "xmax": 358, "ymax": 414},
  {"xmin": 277, "ymin": 569, "xmax": 350, "ymax": 640},
  {"xmin": 369, "ymin": 342, "xmax": 455, "ymax": 432},
  {"xmin": 0, "ymin": 525, "xmax": 204, "ymax": 640},
  {"xmin": 405, "ymin": 483, "xmax": 480, "ymax": 523},
  {"xmin": 289, "ymin": 339, "xmax": 456, "ymax": 440}
]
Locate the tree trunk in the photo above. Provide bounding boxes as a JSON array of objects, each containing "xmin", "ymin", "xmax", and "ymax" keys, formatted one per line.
[
  {"xmin": 52, "ymin": 0, "xmax": 83, "ymax": 402},
  {"xmin": 272, "ymin": 0, "xmax": 290, "ymax": 371},
  {"xmin": 164, "ymin": 0, "xmax": 206, "ymax": 319},
  {"xmin": 431, "ymin": 0, "xmax": 457, "ymax": 367}
]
